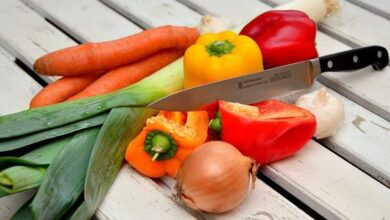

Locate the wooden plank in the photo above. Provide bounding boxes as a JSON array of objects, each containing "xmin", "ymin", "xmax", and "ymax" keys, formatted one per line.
[
  {"xmin": 160, "ymin": 177, "xmax": 313, "ymax": 220},
  {"xmin": 0, "ymin": 47, "xmax": 41, "ymax": 115},
  {"xmin": 0, "ymin": 0, "xmax": 76, "ymax": 82},
  {"xmin": 23, "ymin": 0, "xmax": 142, "ymax": 42},
  {"xmin": 320, "ymin": 89, "xmax": 390, "ymax": 187},
  {"xmin": 0, "ymin": 46, "xmax": 41, "ymax": 219},
  {"xmin": 96, "ymin": 165, "xmax": 196, "ymax": 220},
  {"xmin": 101, "ymin": 0, "xmax": 202, "ymax": 29},
  {"xmin": 102, "ymin": 167, "xmax": 311, "ymax": 220},
  {"xmin": 177, "ymin": 0, "xmax": 269, "ymax": 26},
  {"xmin": 262, "ymin": 141, "xmax": 390, "ymax": 219},
  {"xmin": 347, "ymin": 0, "xmax": 390, "ymax": 20}
]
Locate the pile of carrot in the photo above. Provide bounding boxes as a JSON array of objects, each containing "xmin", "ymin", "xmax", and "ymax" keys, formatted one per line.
[{"xmin": 30, "ymin": 25, "xmax": 200, "ymax": 108}]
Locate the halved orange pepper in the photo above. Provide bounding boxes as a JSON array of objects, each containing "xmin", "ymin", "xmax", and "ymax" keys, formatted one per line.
[{"xmin": 125, "ymin": 111, "xmax": 209, "ymax": 178}]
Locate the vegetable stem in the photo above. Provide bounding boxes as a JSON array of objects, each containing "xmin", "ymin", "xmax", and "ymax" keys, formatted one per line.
[
  {"xmin": 206, "ymin": 40, "xmax": 235, "ymax": 57},
  {"xmin": 145, "ymin": 130, "xmax": 177, "ymax": 161},
  {"xmin": 209, "ymin": 112, "xmax": 222, "ymax": 133}
]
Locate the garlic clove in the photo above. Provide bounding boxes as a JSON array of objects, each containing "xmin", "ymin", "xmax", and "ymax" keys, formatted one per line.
[
  {"xmin": 196, "ymin": 15, "xmax": 233, "ymax": 34},
  {"xmin": 295, "ymin": 87, "xmax": 345, "ymax": 139}
]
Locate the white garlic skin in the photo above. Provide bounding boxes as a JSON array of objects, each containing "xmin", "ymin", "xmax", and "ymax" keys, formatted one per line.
[
  {"xmin": 196, "ymin": 15, "xmax": 232, "ymax": 34},
  {"xmin": 295, "ymin": 87, "xmax": 345, "ymax": 139}
]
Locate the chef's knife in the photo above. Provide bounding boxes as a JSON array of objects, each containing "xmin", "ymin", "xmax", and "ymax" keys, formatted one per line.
[{"xmin": 148, "ymin": 45, "xmax": 389, "ymax": 111}]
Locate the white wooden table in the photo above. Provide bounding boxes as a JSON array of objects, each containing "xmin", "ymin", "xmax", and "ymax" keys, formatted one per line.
[{"xmin": 1, "ymin": 0, "xmax": 390, "ymax": 219}]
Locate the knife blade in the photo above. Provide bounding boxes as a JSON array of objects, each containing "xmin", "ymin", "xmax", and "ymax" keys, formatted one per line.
[{"xmin": 148, "ymin": 45, "xmax": 388, "ymax": 111}]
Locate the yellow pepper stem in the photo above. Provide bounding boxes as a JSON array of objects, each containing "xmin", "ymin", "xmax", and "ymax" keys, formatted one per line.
[{"xmin": 206, "ymin": 40, "xmax": 235, "ymax": 57}]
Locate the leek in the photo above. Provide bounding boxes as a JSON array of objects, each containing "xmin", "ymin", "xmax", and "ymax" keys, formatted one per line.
[
  {"xmin": 0, "ymin": 58, "xmax": 183, "ymax": 138},
  {"xmin": 0, "ymin": 137, "xmax": 70, "ymax": 197},
  {"xmin": 0, "ymin": 166, "xmax": 45, "ymax": 197},
  {"xmin": 31, "ymin": 128, "xmax": 100, "ymax": 219},
  {"xmin": 0, "ymin": 113, "xmax": 107, "ymax": 152},
  {"xmin": 70, "ymin": 107, "xmax": 155, "ymax": 219}
]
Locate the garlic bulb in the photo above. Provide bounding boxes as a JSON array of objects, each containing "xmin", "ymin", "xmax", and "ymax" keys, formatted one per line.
[
  {"xmin": 295, "ymin": 87, "xmax": 345, "ymax": 139},
  {"xmin": 196, "ymin": 15, "xmax": 232, "ymax": 34}
]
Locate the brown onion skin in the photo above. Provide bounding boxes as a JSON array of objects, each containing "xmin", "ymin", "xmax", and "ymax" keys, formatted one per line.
[{"xmin": 176, "ymin": 141, "xmax": 254, "ymax": 213}]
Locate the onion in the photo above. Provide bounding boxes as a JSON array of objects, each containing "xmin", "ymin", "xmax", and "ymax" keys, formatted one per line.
[{"xmin": 176, "ymin": 141, "xmax": 257, "ymax": 213}]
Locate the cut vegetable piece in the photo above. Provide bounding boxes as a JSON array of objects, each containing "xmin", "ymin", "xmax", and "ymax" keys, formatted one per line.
[
  {"xmin": 0, "ymin": 166, "xmax": 46, "ymax": 197},
  {"xmin": 0, "ymin": 58, "xmax": 183, "ymax": 138},
  {"xmin": 0, "ymin": 113, "xmax": 107, "ymax": 152},
  {"xmin": 31, "ymin": 128, "xmax": 100, "ymax": 219},
  {"xmin": 0, "ymin": 137, "xmax": 70, "ymax": 197}
]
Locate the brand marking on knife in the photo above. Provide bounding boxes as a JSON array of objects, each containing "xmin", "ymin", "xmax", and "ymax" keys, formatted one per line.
[{"xmin": 237, "ymin": 70, "xmax": 292, "ymax": 89}]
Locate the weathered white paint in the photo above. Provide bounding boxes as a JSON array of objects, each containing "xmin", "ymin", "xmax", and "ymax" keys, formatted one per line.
[
  {"xmin": 347, "ymin": 0, "xmax": 390, "ymax": 20},
  {"xmin": 263, "ymin": 141, "xmax": 390, "ymax": 219},
  {"xmin": 96, "ymin": 165, "xmax": 196, "ymax": 220},
  {"xmin": 0, "ymin": 0, "xmax": 75, "ymax": 82},
  {"xmin": 159, "ymin": 176, "xmax": 313, "ymax": 220},
  {"xmin": 101, "ymin": 0, "xmax": 202, "ymax": 29},
  {"xmin": 23, "ymin": 0, "xmax": 142, "ymax": 42},
  {"xmin": 178, "ymin": 0, "xmax": 270, "ymax": 26},
  {"xmin": 0, "ymin": 47, "xmax": 41, "ymax": 115},
  {"xmin": 321, "ymin": 89, "xmax": 390, "ymax": 187},
  {"xmin": 0, "ymin": 46, "xmax": 41, "ymax": 219}
]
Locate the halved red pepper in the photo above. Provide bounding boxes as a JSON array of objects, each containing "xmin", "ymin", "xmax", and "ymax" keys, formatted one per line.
[{"xmin": 217, "ymin": 100, "xmax": 316, "ymax": 164}]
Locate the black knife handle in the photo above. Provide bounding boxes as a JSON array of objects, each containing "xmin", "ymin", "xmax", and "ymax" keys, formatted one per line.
[{"xmin": 319, "ymin": 45, "xmax": 388, "ymax": 73}]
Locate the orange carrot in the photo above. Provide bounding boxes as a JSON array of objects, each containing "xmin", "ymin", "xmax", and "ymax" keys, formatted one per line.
[
  {"xmin": 29, "ymin": 74, "xmax": 103, "ymax": 108},
  {"xmin": 68, "ymin": 49, "xmax": 184, "ymax": 101},
  {"xmin": 34, "ymin": 26, "xmax": 199, "ymax": 76}
]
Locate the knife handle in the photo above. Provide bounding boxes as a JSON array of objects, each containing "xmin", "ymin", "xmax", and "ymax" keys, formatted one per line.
[{"xmin": 319, "ymin": 45, "xmax": 389, "ymax": 73}]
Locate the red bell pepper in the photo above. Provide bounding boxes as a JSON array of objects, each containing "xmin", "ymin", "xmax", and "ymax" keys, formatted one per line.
[
  {"xmin": 217, "ymin": 100, "xmax": 316, "ymax": 164},
  {"xmin": 240, "ymin": 10, "xmax": 318, "ymax": 69}
]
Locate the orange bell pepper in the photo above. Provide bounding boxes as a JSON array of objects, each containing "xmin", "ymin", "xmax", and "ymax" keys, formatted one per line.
[{"xmin": 125, "ymin": 111, "xmax": 209, "ymax": 178}]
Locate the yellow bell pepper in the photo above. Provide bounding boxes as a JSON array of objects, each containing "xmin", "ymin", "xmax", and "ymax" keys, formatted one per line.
[{"xmin": 184, "ymin": 31, "xmax": 264, "ymax": 88}]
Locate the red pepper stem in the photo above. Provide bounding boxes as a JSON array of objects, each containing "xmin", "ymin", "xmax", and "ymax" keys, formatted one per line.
[{"xmin": 206, "ymin": 40, "xmax": 235, "ymax": 57}]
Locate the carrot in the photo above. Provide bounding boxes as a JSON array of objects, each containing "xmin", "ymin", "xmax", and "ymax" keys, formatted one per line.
[
  {"xmin": 68, "ymin": 49, "xmax": 184, "ymax": 101},
  {"xmin": 34, "ymin": 26, "xmax": 199, "ymax": 76},
  {"xmin": 29, "ymin": 73, "xmax": 103, "ymax": 108}
]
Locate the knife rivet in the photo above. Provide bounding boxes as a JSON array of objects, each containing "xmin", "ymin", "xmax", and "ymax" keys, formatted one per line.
[
  {"xmin": 378, "ymin": 50, "xmax": 382, "ymax": 58},
  {"xmin": 353, "ymin": 55, "xmax": 358, "ymax": 63},
  {"xmin": 327, "ymin": 60, "xmax": 333, "ymax": 69}
]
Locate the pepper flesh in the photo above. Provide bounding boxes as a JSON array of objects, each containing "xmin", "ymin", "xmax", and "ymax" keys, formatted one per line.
[
  {"xmin": 184, "ymin": 31, "xmax": 263, "ymax": 88},
  {"xmin": 218, "ymin": 100, "xmax": 316, "ymax": 164},
  {"xmin": 240, "ymin": 10, "xmax": 318, "ymax": 69},
  {"xmin": 125, "ymin": 111, "xmax": 209, "ymax": 178}
]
